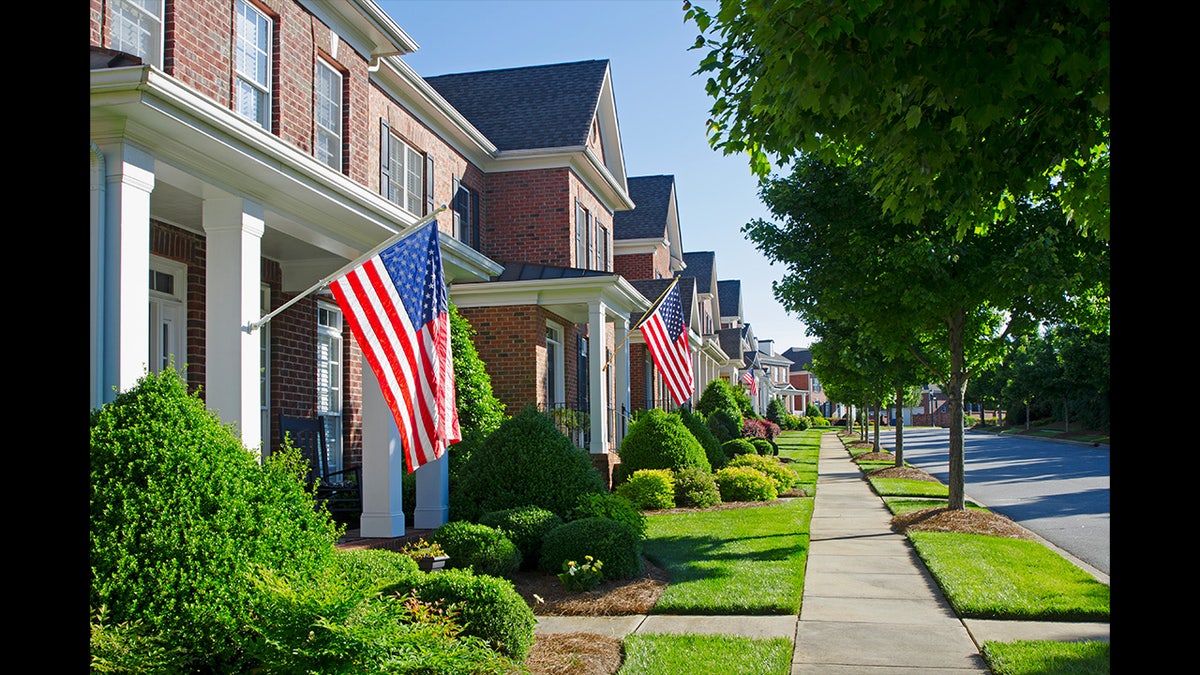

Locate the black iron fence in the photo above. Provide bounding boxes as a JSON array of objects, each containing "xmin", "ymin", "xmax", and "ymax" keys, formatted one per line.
[{"xmin": 539, "ymin": 402, "xmax": 629, "ymax": 452}]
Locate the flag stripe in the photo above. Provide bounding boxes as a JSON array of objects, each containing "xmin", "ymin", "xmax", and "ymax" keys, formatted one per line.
[
  {"xmin": 329, "ymin": 221, "xmax": 458, "ymax": 473},
  {"xmin": 639, "ymin": 283, "xmax": 693, "ymax": 407}
]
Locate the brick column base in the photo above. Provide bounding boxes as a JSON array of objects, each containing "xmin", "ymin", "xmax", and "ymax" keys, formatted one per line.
[{"xmin": 590, "ymin": 453, "xmax": 621, "ymax": 492}]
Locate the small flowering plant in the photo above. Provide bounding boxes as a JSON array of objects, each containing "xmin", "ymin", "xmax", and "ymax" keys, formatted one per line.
[{"xmin": 557, "ymin": 555, "xmax": 604, "ymax": 592}]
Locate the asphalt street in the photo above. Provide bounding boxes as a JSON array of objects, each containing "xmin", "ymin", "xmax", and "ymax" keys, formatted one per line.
[{"xmin": 873, "ymin": 426, "xmax": 1110, "ymax": 576}]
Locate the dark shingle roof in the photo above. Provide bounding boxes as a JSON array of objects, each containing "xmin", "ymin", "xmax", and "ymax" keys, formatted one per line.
[
  {"xmin": 783, "ymin": 347, "xmax": 814, "ymax": 371},
  {"xmin": 614, "ymin": 175, "xmax": 674, "ymax": 240},
  {"xmin": 630, "ymin": 277, "xmax": 694, "ymax": 328},
  {"xmin": 424, "ymin": 60, "xmax": 608, "ymax": 151},
  {"xmin": 679, "ymin": 251, "xmax": 715, "ymax": 293},
  {"xmin": 717, "ymin": 327, "xmax": 742, "ymax": 362},
  {"xmin": 489, "ymin": 262, "xmax": 612, "ymax": 282},
  {"xmin": 718, "ymin": 279, "xmax": 741, "ymax": 317}
]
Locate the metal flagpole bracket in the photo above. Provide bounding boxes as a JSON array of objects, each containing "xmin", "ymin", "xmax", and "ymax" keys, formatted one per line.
[{"xmin": 242, "ymin": 205, "xmax": 449, "ymax": 334}]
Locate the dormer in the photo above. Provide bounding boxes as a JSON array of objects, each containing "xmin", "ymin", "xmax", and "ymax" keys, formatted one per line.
[{"xmin": 614, "ymin": 175, "xmax": 684, "ymax": 280}]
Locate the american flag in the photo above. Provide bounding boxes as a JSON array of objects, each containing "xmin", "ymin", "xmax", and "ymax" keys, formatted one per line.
[
  {"xmin": 741, "ymin": 370, "xmax": 757, "ymax": 396},
  {"xmin": 639, "ymin": 281, "xmax": 693, "ymax": 407},
  {"xmin": 329, "ymin": 221, "xmax": 460, "ymax": 473}
]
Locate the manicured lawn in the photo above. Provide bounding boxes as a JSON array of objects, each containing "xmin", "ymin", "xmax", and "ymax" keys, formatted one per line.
[
  {"xmin": 981, "ymin": 639, "xmax": 1110, "ymax": 675},
  {"xmin": 618, "ymin": 633, "xmax": 793, "ymax": 675},
  {"xmin": 644, "ymin": 497, "xmax": 812, "ymax": 614}
]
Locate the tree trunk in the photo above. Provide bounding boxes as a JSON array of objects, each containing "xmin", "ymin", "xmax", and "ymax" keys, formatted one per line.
[
  {"xmin": 872, "ymin": 398, "xmax": 881, "ymax": 452},
  {"xmin": 946, "ymin": 308, "xmax": 969, "ymax": 511},
  {"xmin": 1064, "ymin": 397, "xmax": 1070, "ymax": 433},
  {"xmin": 1024, "ymin": 401, "xmax": 1030, "ymax": 430},
  {"xmin": 894, "ymin": 386, "xmax": 905, "ymax": 467}
]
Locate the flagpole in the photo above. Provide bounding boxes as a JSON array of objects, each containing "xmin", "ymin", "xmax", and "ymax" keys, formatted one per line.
[
  {"xmin": 601, "ymin": 275, "xmax": 681, "ymax": 372},
  {"xmin": 243, "ymin": 205, "xmax": 448, "ymax": 334}
]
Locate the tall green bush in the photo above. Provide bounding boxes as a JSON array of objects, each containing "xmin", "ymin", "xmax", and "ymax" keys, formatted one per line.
[
  {"xmin": 678, "ymin": 406, "xmax": 726, "ymax": 470},
  {"xmin": 90, "ymin": 368, "xmax": 342, "ymax": 671},
  {"xmin": 696, "ymin": 379, "xmax": 743, "ymax": 424},
  {"xmin": 616, "ymin": 408, "xmax": 711, "ymax": 483},
  {"xmin": 454, "ymin": 407, "xmax": 606, "ymax": 521}
]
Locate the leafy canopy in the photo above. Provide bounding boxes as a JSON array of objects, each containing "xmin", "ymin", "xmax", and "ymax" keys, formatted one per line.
[{"xmin": 684, "ymin": 0, "xmax": 1110, "ymax": 238}]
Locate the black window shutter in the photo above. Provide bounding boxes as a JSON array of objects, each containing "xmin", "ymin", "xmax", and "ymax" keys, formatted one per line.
[
  {"xmin": 470, "ymin": 189, "xmax": 481, "ymax": 249},
  {"xmin": 451, "ymin": 175, "xmax": 462, "ymax": 238},
  {"xmin": 425, "ymin": 154, "xmax": 436, "ymax": 215},
  {"xmin": 379, "ymin": 120, "xmax": 391, "ymax": 200}
]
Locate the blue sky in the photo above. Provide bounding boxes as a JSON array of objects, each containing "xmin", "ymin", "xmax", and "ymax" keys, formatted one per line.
[{"xmin": 376, "ymin": 0, "xmax": 813, "ymax": 350}]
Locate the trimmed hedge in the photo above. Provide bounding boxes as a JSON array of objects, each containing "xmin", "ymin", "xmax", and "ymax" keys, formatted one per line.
[
  {"xmin": 429, "ymin": 521, "xmax": 522, "ymax": 578},
  {"xmin": 672, "ymin": 467, "xmax": 722, "ymax": 508},
  {"xmin": 616, "ymin": 469, "xmax": 677, "ymax": 510},
  {"xmin": 679, "ymin": 406, "xmax": 727, "ymax": 470},
  {"xmin": 570, "ymin": 492, "xmax": 647, "ymax": 540},
  {"xmin": 616, "ymin": 408, "xmax": 711, "ymax": 483},
  {"xmin": 478, "ymin": 505, "xmax": 563, "ymax": 571},
  {"xmin": 714, "ymin": 466, "xmax": 779, "ymax": 502},
  {"xmin": 540, "ymin": 517, "xmax": 643, "ymax": 581}
]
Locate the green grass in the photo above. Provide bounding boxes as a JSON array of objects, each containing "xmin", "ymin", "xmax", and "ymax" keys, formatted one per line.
[
  {"xmin": 981, "ymin": 639, "xmax": 1110, "ymax": 675},
  {"xmin": 643, "ymin": 498, "xmax": 812, "ymax": 614},
  {"xmin": 618, "ymin": 634, "xmax": 793, "ymax": 675},
  {"xmin": 908, "ymin": 532, "xmax": 1110, "ymax": 621},
  {"xmin": 882, "ymin": 497, "xmax": 986, "ymax": 515},
  {"xmin": 774, "ymin": 430, "xmax": 820, "ymax": 495},
  {"xmin": 867, "ymin": 476, "xmax": 950, "ymax": 498}
]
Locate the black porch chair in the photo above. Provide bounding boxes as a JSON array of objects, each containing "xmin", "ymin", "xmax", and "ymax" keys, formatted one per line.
[{"xmin": 278, "ymin": 414, "xmax": 362, "ymax": 522}]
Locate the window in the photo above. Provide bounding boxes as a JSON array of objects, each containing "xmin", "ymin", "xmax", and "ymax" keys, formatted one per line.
[
  {"xmin": 575, "ymin": 201, "xmax": 590, "ymax": 269},
  {"xmin": 380, "ymin": 122, "xmax": 427, "ymax": 215},
  {"xmin": 235, "ymin": 0, "xmax": 272, "ymax": 131},
  {"xmin": 545, "ymin": 322, "xmax": 564, "ymax": 406},
  {"xmin": 453, "ymin": 177, "xmax": 480, "ymax": 249},
  {"xmin": 110, "ymin": 0, "xmax": 163, "ymax": 67},
  {"xmin": 596, "ymin": 222, "xmax": 608, "ymax": 271},
  {"xmin": 317, "ymin": 302, "xmax": 343, "ymax": 472},
  {"xmin": 315, "ymin": 59, "xmax": 343, "ymax": 171},
  {"xmin": 148, "ymin": 256, "xmax": 186, "ymax": 376}
]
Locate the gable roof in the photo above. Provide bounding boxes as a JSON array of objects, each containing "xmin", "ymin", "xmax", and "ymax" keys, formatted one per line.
[
  {"xmin": 679, "ymin": 251, "xmax": 715, "ymax": 293},
  {"xmin": 718, "ymin": 279, "xmax": 741, "ymax": 319},
  {"xmin": 424, "ymin": 60, "xmax": 609, "ymax": 152},
  {"xmin": 629, "ymin": 278, "xmax": 694, "ymax": 328},
  {"xmin": 783, "ymin": 347, "xmax": 814, "ymax": 371},
  {"xmin": 615, "ymin": 175, "xmax": 675, "ymax": 240},
  {"xmin": 716, "ymin": 327, "xmax": 742, "ymax": 363}
]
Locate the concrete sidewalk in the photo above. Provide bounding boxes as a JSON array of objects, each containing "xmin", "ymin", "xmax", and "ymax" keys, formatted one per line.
[{"xmin": 533, "ymin": 431, "xmax": 1109, "ymax": 672}]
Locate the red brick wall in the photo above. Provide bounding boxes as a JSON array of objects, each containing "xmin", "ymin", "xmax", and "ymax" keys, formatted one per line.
[
  {"xmin": 613, "ymin": 252, "xmax": 654, "ymax": 280},
  {"xmin": 482, "ymin": 168, "xmax": 571, "ymax": 266},
  {"xmin": 457, "ymin": 305, "xmax": 542, "ymax": 415}
]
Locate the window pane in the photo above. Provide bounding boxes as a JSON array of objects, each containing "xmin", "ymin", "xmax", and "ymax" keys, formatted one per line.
[
  {"xmin": 315, "ymin": 63, "xmax": 341, "ymax": 170},
  {"xmin": 405, "ymin": 146, "xmax": 423, "ymax": 214}
]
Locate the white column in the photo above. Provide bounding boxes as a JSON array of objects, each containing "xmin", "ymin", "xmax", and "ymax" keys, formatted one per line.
[
  {"xmin": 360, "ymin": 356, "xmax": 406, "ymax": 537},
  {"xmin": 588, "ymin": 301, "xmax": 609, "ymax": 454},
  {"xmin": 99, "ymin": 142, "xmax": 155, "ymax": 404},
  {"xmin": 612, "ymin": 315, "xmax": 630, "ymax": 447},
  {"xmin": 201, "ymin": 197, "xmax": 264, "ymax": 450},
  {"xmin": 413, "ymin": 453, "xmax": 449, "ymax": 529}
]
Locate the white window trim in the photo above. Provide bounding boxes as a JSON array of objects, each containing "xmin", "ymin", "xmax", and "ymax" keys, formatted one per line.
[
  {"xmin": 316, "ymin": 301, "xmax": 343, "ymax": 472},
  {"xmin": 546, "ymin": 321, "xmax": 565, "ymax": 406},
  {"xmin": 235, "ymin": 0, "xmax": 272, "ymax": 131},
  {"xmin": 110, "ymin": 0, "xmax": 163, "ymax": 68},
  {"xmin": 385, "ymin": 131, "xmax": 424, "ymax": 216},
  {"xmin": 315, "ymin": 58, "xmax": 342, "ymax": 171}
]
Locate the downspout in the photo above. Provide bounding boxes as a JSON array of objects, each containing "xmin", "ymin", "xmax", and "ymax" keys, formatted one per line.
[{"xmin": 90, "ymin": 140, "xmax": 106, "ymax": 411}]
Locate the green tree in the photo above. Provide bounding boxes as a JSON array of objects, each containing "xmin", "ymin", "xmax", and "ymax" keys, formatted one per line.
[
  {"xmin": 747, "ymin": 156, "xmax": 1108, "ymax": 509},
  {"xmin": 684, "ymin": 0, "xmax": 1110, "ymax": 238}
]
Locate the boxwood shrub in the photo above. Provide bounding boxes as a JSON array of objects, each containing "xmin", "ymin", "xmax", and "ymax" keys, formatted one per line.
[
  {"xmin": 569, "ymin": 491, "xmax": 647, "ymax": 540},
  {"xmin": 714, "ymin": 466, "xmax": 779, "ymax": 502},
  {"xmin": 540, "ymin": 517, "xmax": 643, "ymax": 581},
  {"xmin": 616, "ymin": 408, "xmax": 711, "ymax": 484},
  {"xmin": 90, "ymin": 368, "xmax": 342, "ymax": 672},
  {"xmin": 727, "ymin": 454, "xmax": 798, "ymax": 493},
  {"xmin": 616, "ymin": 469, "xmax": 676, "ymax": 510},
  {"xmin": 672, "ymin": 467, "xmax": 722, "ymax": 508},
  {"xmin": 454, "ymin": 407, "xmax": 606, "ymax": 521},
  {"xmin": 428, "ymin": 521, "xmax": 522, "ymax": 578},
  {"xmin": 722, "ymin": 437, "xmax": 757, "ymax": 459},
  {"xmin": 678, "ymin": 406, "xmax": 727, "ymax": 470},
  {"xmin": 478, "ymin": 505, "xmax": 563, "ymax": 570}
]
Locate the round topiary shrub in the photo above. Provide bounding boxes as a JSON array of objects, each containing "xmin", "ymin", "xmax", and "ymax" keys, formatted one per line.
[
  {"xmin": 428, "ymin": 521, "xmax": 522, "ymax": 578},
  {"xmin": 672, "ymin": 467, "xmax": 722, "ymax": 508},
  {"xmin": 679, "ymin": 406, "xmax": 726, "ymax": 470},
  {"xmin": 727, "ymin": 454, "xmax": 798, "ymax": 493},
  {"xmin": 751, "ymin": 438, "xmax": 775, "ymax": 456},
  {"xmin": 570, "ymin": 492, "xmax": 647, "ymax": 540},
  {"xmin": 722, "ymin": 437, "xmax": 757, "ymax": 460},
  {"xmin": 616, "ymin": 408, "xmax": 711, "ymax": 484},
  {"xmin": 478, "ymin": 505, "xmax": 564, "ymax": 570},
  {"xmin": 455, "ymin": 407, "xmax": 606, "ymax": 520},
  {"xmin": 540, "ymin": 517, "xmax": 643, "ymax": 581},
  {"xmin": 714, "ymin": 466, "xmax": 779, "ymax": 502},
  {"xmin": 706, "ymin": 408, "xmax": 744, "ymax": 443},
  {"xmin": 615, "ymin": 469, "xmax": 676, "ymax": 510},
  {"xmin": 90, "ymin": 368, "xmax": 343, "ymax": 672},
  {"xmin": 390, "ymin": 568, "xmax": 536, "ymax": 661}
]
